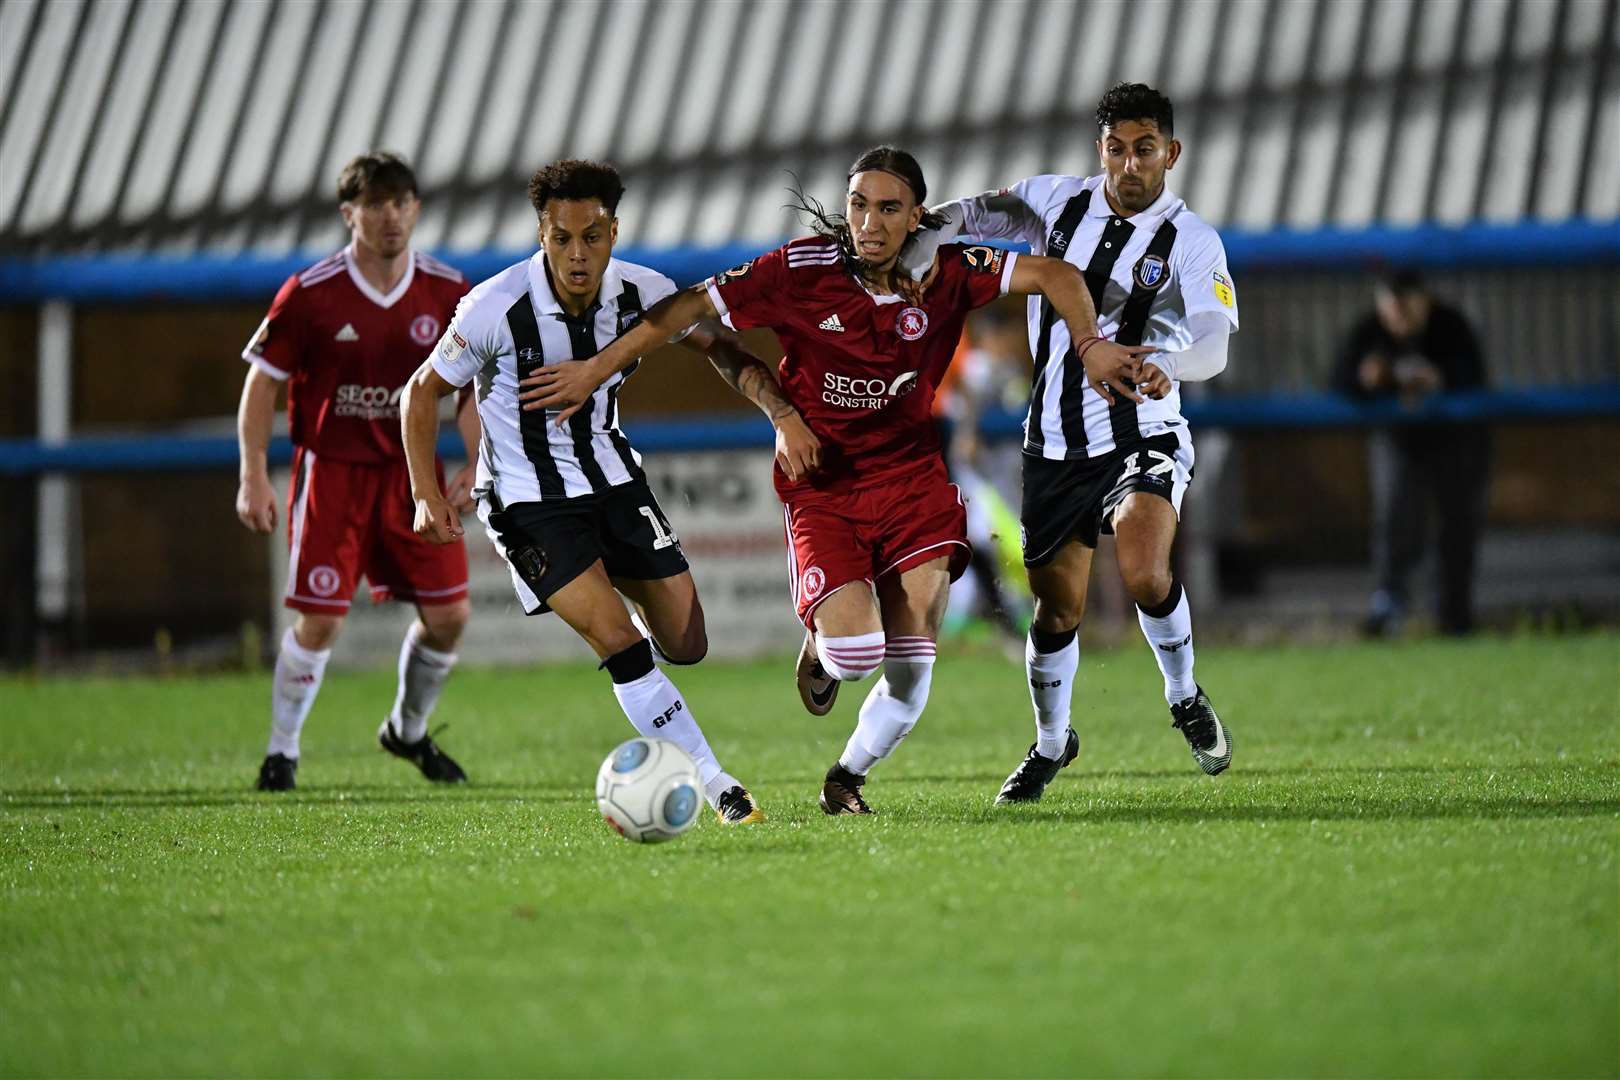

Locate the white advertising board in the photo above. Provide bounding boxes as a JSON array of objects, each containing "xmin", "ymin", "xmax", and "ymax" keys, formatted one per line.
[{"xmin": 270, "ymin": 449, "xmax": 802, "ymax": 668}]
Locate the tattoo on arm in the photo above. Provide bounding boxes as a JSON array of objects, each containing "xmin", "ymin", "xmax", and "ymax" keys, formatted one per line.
[{"xmin": 711, "ymin": 348, "xmax": 795, "ymax": 422}]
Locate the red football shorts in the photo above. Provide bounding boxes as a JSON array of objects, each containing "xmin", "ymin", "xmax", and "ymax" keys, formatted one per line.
[
  {"xmin": 780, "ymin": 466, "xmax": 969, "ymax": 628},
  {"xmin": 283, "ymin": 447, "xmax": 469, "ymax": 614}
]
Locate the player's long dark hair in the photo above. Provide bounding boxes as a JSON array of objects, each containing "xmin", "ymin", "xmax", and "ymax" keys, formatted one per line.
[{"xmin": 786, "ymin": 146, "xmax": 950, "ymax": 284}]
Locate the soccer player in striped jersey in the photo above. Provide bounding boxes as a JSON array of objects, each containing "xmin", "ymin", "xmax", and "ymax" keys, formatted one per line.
[
  {"xmin": 400, "ymin": 160, "xmax": 817, "ymax": 826},
  {"xmin": 520, "ymin": 147, "xmax": 1150, "ymax": 816},
  {"xmin": 235, "ymin": 152, "xmax": 478, "ymax": 792},
  {"xmin": 904, "ymin": 83, "xmax": 1239, "ymax": 797}
]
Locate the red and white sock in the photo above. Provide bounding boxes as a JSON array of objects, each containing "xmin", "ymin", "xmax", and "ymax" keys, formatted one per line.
[
  {"xmin": 815, "ymin": 630, "xmax": 887, "ymax": 682},
  {"xmin": 838, "ymin": 637, "xmax": 936, "ymax": 775},
  {"xmin": 267, "ymin": 627, "xmax": 329, "ymax": 759}
]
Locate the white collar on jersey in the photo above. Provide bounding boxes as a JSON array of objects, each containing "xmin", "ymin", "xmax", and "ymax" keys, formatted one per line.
[
  {"xmin": 1084, "ymin": 175, "xmax": 1184, "ymax": 225},
  {"xmin": 343, "ymin": 243, "xmax": 416, "ymax": 309},
  {"xmin": 855, "ymin": 275, "xmax": 905, "ymax": 306},
  {"xmin": 527, "ymin": 252, "xmax": 629, "ymax": 317}
]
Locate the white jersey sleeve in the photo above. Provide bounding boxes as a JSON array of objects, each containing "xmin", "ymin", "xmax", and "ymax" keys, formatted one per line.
[
  {"xmin": 956, "ymin": 174, "xmax": 1070, "ymax": 247},
  {"xmin": 1173, "ymin": 222, "xmax": 1240, "ymax": 330},
  {"xmin": 430, "ymin": 284, "xmax": 505, "ymax": 388},
  {"xmin": 1145, "ymin": 311, "xmax": 1230, "ymax": 383}
]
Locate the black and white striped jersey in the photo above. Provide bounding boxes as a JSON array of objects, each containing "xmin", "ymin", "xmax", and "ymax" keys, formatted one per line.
[
  {"xmin": 429, "ymin": 253, "xmax": 679, "ymax": 506},
  {"xmin": 954, "ymin": 174, "xmax": 1239, "ymax": 459}
]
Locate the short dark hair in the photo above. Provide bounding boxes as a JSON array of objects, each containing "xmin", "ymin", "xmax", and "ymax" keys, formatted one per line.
[
  {"xmin": 528, "ymin": 159, "xmax": 625, "ymax": 218},
  {"xmin": 1377, "ymin": 267, "xmax": 1427, "ymax": 296},
  {"xmin": 336, "ymin": 151, "xmax": 418, "ymax": 203},
  {"xmin": 1096, "ymin": 82, "xmax": 1174, "ymax": 137}
]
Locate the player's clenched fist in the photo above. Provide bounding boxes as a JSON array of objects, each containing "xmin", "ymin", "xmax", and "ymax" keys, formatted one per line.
[
  {"xmin": 413, "ymin": 493, "xmax": 465, "ymax": 545},
  {"xmin": 1137, "ymin": 358, "xmax": 1174, "ymax": 400},
  {"xmin": 1080, "ymin": 339, "xmax": 1157, "ymax": 407},
  {"xmin": 236, "ymin": 474, "xmax": 278, "ymax": 533}
]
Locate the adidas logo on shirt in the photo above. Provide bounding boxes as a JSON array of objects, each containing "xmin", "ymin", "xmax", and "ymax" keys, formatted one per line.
[
  {"xmin": 818, "ymin": 313, "xmax": 845, "ymax": 333},
  {"xmin": 334, "ymin": 323, "xmax": 359, "ymax": 342}
]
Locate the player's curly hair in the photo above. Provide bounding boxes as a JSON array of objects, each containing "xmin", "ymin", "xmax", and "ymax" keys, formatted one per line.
[
  {"xmin": 1096, "ymin": 82, "xmax": 1175, "ymax": 136},
  {"xmin": 786, "ymin": 146, "xmax": 950, "ymax": 283},
  {"xmin": 336, "ymin": 151, "xmax": 418, "ymax": 203},
  {"xmin": 528, "ymin": 159, "xmax": 626, "ymax": 218}
]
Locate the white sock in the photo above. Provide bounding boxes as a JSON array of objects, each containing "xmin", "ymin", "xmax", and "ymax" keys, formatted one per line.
[
  {"xmin": 389, "ymin": 622, "xmax": 457, "ymax": 743},
  {"xmin": 268, "ymin": 626, "xmax": 330, "ymax": 759},
  {"xmin": 1138, "ymin": 581, "xmax": 1197, "ymax": 705},
  {"xmin": 611, "ymin": 667, "xmax": 733, "ymax": 808},
  {"xmin": 1027, "ymin": 629, "xmax": 1078, "ymax": 759},
  {"xmin": 838, "ymin": 638, "xmax": 936, "ymax": 776}
]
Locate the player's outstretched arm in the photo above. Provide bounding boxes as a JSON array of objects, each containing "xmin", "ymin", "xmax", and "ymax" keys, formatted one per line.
[
  {"xmin": 1009, "ymin": 255, "xmax": 1157, "ymax": 407},
  {"xmin": 400, "ymin": 360, "xmax": 465, "ymax": 545},
  {"xmin": 684, "ymin": 321, "xmax": 822, "ymax": 483},
  {"xmin": 517, "ymin": 285, "xmax": 718, "ymax": 426},
  {"xmin": 235, "ymin": 365, "xmax": 281, "ymax": 534},
  {"xmin": 900, "ymin": 189, "xmax": 1046, "ymax": 282}
]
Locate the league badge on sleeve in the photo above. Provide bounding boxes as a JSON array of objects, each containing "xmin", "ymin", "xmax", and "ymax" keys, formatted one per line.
[
  {"xmin": 438, "ymin": 327, "xmax": 468, "ymax": 363},
  {"xmin": 713, "ymin": 261, "xmax": 752, "ymax": 286},
  {"xmin": 1133, "ymin": 254, "xmax": 1168, "ymax": 290},
  {"xmin": 1213, "ymin": 270, "xmax": 1235, "ymax": 308},
  {"xmin": 246, "ymin": 316, "xmax": 270, "ymax": 356},
  {"xmin": 896, "ymin": 307, "xmax": 929, "ymax": 341},
  {"xmin": 961, "ymin": 245, "xmax": 1006, "ymax": 274}
]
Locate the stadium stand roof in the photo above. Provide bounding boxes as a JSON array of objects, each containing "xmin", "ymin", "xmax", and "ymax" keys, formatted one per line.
[{"xmin": 0, "ymin": 0, "xmax": 1616, "ymax": 257}]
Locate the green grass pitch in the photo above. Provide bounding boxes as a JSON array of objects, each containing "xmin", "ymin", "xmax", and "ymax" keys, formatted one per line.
[{"xmin": 3, "ymin": 633, "xmax": 1616, "ymax": 1078}]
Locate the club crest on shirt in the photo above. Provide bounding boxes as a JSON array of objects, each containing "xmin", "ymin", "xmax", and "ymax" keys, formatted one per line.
[
  {"xmin": 617, "ymin": 307, "xmax": 643, "ymax": 335},
  {"xmin": 896, "ymin": 307, "xmax": 928, "ymax": 341},
  {"xmin": 801, "ymin": 565, "xmax": 826, "ymax": 601},
  {"xmin": 410, "ymin": 314, "xmax": 441, "ymax": 346},
  {"xmin": 1133, "ymin": 254, "xmax": 1168, "ymax": 290}
]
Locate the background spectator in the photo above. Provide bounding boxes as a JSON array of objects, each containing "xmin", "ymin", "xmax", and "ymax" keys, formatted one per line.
[{"xmin": 1333, "ymin": 269, "xmax": 1491, "ymax": 636}]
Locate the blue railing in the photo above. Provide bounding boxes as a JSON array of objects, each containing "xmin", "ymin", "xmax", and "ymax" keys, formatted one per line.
[
  {"xmin": 1, "ymin": 221, "xmax": 1614, "ymax": 304},
  {"xmin": 4, "ymin": 386, "xmax": 1617, "ymax": 476}
]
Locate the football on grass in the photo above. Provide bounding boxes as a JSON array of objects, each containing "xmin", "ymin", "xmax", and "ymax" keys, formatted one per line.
[{"xmin": 595, "ymin": 737, "xmax": 702, "ymax": 843}]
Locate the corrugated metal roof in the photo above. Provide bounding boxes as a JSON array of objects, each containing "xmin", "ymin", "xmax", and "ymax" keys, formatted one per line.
[{"xmin": 1, "ymin": 0, "xmax": 1615, "ymax": 256}]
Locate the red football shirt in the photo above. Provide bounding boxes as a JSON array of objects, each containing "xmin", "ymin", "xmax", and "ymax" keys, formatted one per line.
[
  {"xmin": 242, "ymin": 246, "xmax": 469, "ymax": 465},
  {"xmin": 707, "ymin": 238, "xmax": 1016, "ymax": 496}
]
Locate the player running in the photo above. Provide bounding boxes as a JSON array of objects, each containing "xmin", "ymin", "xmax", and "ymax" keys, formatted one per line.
[
  {"xmin": 400, "ymin": 160, "xmax": 810, "ymax": 826},
  {"xmin": 519, "ymin": 146, "xmax": 1150, "ymax": 815},
  {"xmin": 236, "ymin": 152, "xmax": 478, "ymax": 792},
  {"xmin": 903, "ymin": 83, "xmax": 1241, "ymax": 800}
]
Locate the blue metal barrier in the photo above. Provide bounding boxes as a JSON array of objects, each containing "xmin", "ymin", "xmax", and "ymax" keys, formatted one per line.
[
  {"xmin": 3, "ymin": 386, "xmax": 1616, "ymax": 476},
  {"xmin": 1, "ymin": 221, "xmax": 1613, "ymax": 303}
]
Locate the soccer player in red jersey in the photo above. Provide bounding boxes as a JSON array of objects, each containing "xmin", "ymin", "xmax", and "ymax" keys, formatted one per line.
[
  {"xmin": 520, "ymin": 147, "xmax": 1151, "ymax": 814},
  {"xmin": 235, "ymin": 152, "xmax": 480, "ymax": 792}
]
